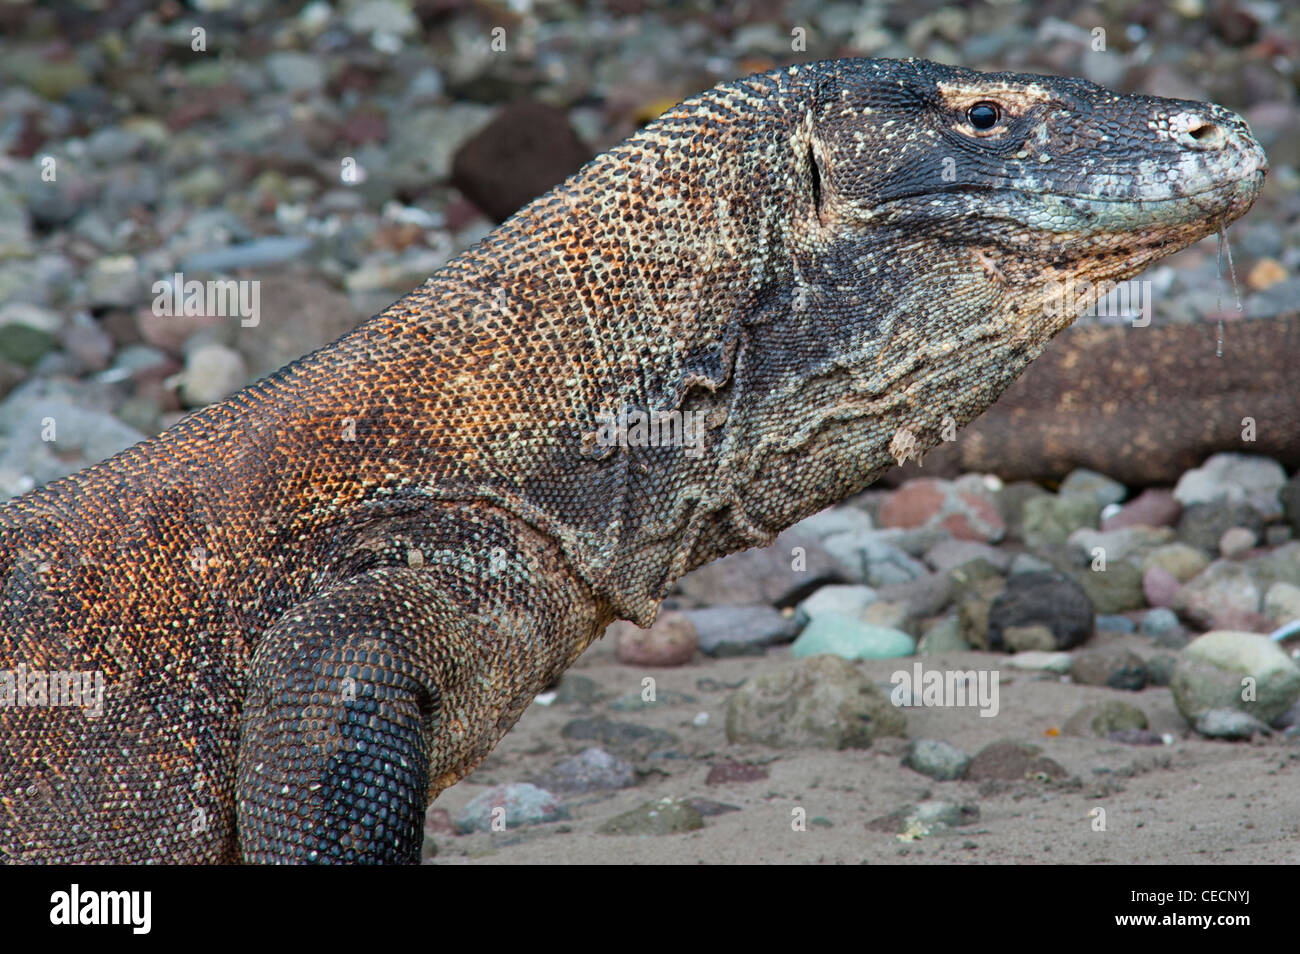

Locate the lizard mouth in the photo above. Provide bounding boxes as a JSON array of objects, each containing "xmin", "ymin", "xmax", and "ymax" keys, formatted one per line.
[{"xmin": 869, "ymin": 170, "xmax": 1264, "ymax": 243}]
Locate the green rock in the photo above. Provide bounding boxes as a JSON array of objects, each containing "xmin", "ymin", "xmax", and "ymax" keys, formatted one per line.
[
  {"xmin": 725, "ymin": 654, "xmax": 906, "ymax": 749},
  {"xmin": 598, "ymin": 798, "xmax": 705, "ymax": 836},
  {"xmin": 1171, "ymin": 631, "xmax": 1300, "ymax": 726},
  {"xmin": 1073, "ymin": 561, "xmax": 1145, "ymax": 613},
  {"xmin": 1021, "ymin": 494, "xmax": 1102, "ymax": 549},
  {"xmin": 918, "ymin": 615, "xmax": 970, "ymax": 655},
  {"xmin": 791, "ymin": 612, "xmax": 914, "ymax": 660},
  {"xmin": 1064, "ymin": 700, "xmax": 1149, "ymax": 737},
  {"xmin": 0, "ymin": 323, "xmax": 54, "ymax": 367}
]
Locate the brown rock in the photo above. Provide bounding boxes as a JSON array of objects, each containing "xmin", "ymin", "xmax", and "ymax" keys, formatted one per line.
[
  {"xmin": 612, "ymin": 611, "xmax": 698, "ymax": 667},
  {"xmin": 451, "ymin": 100, "xmax": 593, "ymax": 222}
]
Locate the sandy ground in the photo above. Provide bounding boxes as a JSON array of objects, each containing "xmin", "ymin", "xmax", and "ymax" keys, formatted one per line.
[{"xmin": 427, "ymin": 634, "xmax": 1300, "ymax": 864}]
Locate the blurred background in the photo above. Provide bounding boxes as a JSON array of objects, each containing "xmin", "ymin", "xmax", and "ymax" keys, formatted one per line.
[{"xmin": 0, "ymin": 0, "xmax": 1295, "ymax": 493}]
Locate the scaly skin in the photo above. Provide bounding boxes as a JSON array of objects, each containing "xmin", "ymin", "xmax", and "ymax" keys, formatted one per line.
[{"xmin": 0, "ymin": 58, "xmax": 1265, "ymax": 863}]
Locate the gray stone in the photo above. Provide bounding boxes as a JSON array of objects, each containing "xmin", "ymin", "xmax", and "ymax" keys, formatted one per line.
[
  {"xmin": 264, "ymin": 51, "xmax": 327, "ymax": 92},
  {"xmin": 1069, "ymin": 525, "xmax": 1174, "ymax": 563},
  {"xmin": 724, "ymin": 655, "xmax": 906, "ymax": 749},
  {"xmin": 1141, "ymin": 607, "xmax": 1182, "ymax": 638},
  {"xmin": 1059, "ymin": 468, "xmax": 1128, "ymax": 508},
  {"xmin": 1264, "ymin": 582, "xmax": 1300, "ymax": 625},
  {"xmin": 1219, "ymin": 526, "xmax": 1259, "ymax": 558},
  {"xmin": 901, "ymin": 739, "xmax": 971, "ymax": 781},
  {"xmin": 454, "ymin": 783, "xmax": 567, "ymax": 833},
  {"xmin": 795, "ymin": 584, "xmax": 879, "ymax": 623},
  {"xmin": 1071, "ymin": 647, "xmax": 1147, "ymax": 690},
  {"xmin": 923, "ymin": 538, "xmax": 1011, "ymax": 573},
  {"xmin": 1145, "ymin": 653, "xmax": 1179, "ymax": 687},
  {"xmin": 1174, "ymin": 452, "xmax": 1287, "ymax": 519},
  {"xmin": 1005, "ymin": 651, "xmax": 1073, "ymax": 674},
  {"xmin": 1194, "ymin": 708, "xmax": 1271, "ymax": 740},
  {"xmin": 1064, "ymin": 700, "xmax": 1149, "ymax": 737},
  {"xmin": 966, "ymin": 742, "xmax": 1066, "ymax": 782},
  {"xmin": 179, "ymin": 343, "xmax": 247, "ymax": 407},
  {"xmin": 179, "ymin": 236, "xmax": 314, "ymax": 274},
  {"xmin": 532, "ymin": 748, "xmax": 637, "ymax": 794},
  {"xmin": 1178, "ymin": 502, "xmax": 1265, "ymax": 553},
  {"xmin": 682, "ymin": 605, "xmax": 799, "ymax": 656},
  {"xmin": 1170, "ymin": 631, "xmax": 1300, "ymax": 725},
  {"xmin": 675, "ymin": 529, "xmax": 841, "ymax": 607}
]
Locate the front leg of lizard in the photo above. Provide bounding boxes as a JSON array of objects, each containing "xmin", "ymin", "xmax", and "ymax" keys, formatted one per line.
[
  {"xmin": 237, "ymin": 510, "xmax": 605, "ymax": 863},
  {"xmin": 0, "ymin": 58, "xmax": 1264, "ymax": 863}
]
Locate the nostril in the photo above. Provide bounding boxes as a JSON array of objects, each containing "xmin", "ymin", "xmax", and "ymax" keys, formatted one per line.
[{"xmin": 1186, "ymin": 119, "xmax": 1224, "ymax": 147}]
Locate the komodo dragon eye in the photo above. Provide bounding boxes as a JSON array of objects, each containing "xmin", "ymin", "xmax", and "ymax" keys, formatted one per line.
[{"xmin": 966, "ymin": 101, "xmax": 1001, "ymax": 130}]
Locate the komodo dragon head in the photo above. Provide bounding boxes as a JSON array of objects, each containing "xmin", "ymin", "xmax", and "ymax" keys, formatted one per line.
[{"xmin": 399, "ymin": 58, "xmax": 1265, "ymax": 624}]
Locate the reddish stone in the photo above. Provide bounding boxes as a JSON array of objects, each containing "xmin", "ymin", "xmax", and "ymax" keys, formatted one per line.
[
  {"xmin": 1143, "ymin": 566, "xmax": 1181, "ymax": 608},
  {"xmin": 879, "ymin": 479, "xmax": 946, "ymax": 529},
  {"xmin": 613, "ymin": 611, "xmax": 698, "ymax": 667},
  {"xmin": 1103, "ymin": 488, "xmax": 1182, "ymax": 531},
  {"xmin": 706, "ymin": 760, "xmax": 770, "ymax": 785}
]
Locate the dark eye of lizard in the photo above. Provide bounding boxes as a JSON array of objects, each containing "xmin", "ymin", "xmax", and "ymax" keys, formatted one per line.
[{"xmin": 967, "ymin": 101, "xmax": 1001, "ymax": 130}]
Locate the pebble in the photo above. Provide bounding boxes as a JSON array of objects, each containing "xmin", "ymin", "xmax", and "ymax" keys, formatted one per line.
[
  {"xmin": 923, "ymin": 538, "xmax": 1011, "ymax": 573},
  {"xmin": 1194, "ymin": 708, "xmax": 1271, "ymax": 740},
  {"xmin": 1020, "ymin": 493, "xmax": 1101, "ymax": 548},
  {"xmin": 1064, "ymin": 700, "xmax": 1149, "ymax": 737},
  {"xmin": 917, "ymin": 615, "xmax": 970, "ymax": 655},
  {"xmin": 675, "ymin": 529, "xmax": 839, "ymax": 606},
  {"xmin": 724, "ymin": 655, "xmax": 906, "ymax": 749},
  {"xmin": 560, "ymin": 717, "xmax": 677, "ymax": 759},
  {"xmin": 1059, "ymin": 468, "xmax": 1127, "ymax": 508},
  {"xmin": 1172, "ymin": 561, "xmax": 1266, "ymax": 631},
  {"xmin": 877, "ymin": 477, "xmax": 1004, "ymax": 543},
  {"xmin": 1178, "ymin": 501, "xmax": 1266, "ymax": 553},
  {"xmin": 1170, "ymin": 630, "xmax": 1300, "ymax": 725},
  {"xmin": 682, "ymin": 605, "xmax": 799, "ymax": 657},
  {"xmin": 1173, "ymin": 452, "xmax": 1287, "ymax": 519},
  {"xmin": 1219, "ymin": 526, "xmax": 1258, "ymax": 558},
  {"xmin": 597, "ymin": 797, "xmax": 705, "ymax": 836},
  {"xmin": 612, "ymin": 611, "xmax": 698, "ymax": 667},
  {"xmin": 1074, "ymin": 561, "xmax": 1146, "ymax": 614},
  {"xmin": 1264, "ymin": 582, "xmax": 1300, "ymax": 625},
  {"xmin": 965, "ymin": 742, "xmax": 1066, "ymax": 782},
  {"xmin": 1005, "ymin": 650, "xmax": 1073, "ymax": 673},
  {"xmin": 705, "ymin": 760, "xmax": 770, "ymax": 785},
  {"xmin": 790, "ymin": 613, "xmax": 915, "ymax": 660},
  {"xmin": 1071, "ymin": 647, "xmax": 1147, "ymax": 690},
  {"xmin": 179, "ymin": 237, "xmax": 314, "ymax": 274},
  {"xmin": 451, "ymin": 101, "xmax": 593, "ymax": 222},
  {"xmin": 532, "ymin": 748, "xmax": 637, "ymax": 794},
  {"xmin": 901, "ymin": 739, "xmax": 971, "ymax": 781},
  {"xmin": 1143, "ymin": 542, "xmax": 1211, "ymax": 582},
  {"xmin": 454, "ymin": 783, "xmax": 567, "ymax": 834},
  {"xmin": 1102, "ymin": 488, "xmax": 1182, "ymax": 530},
  {"xmin": 986, "ymin": 571, "xmax": 1094, "ymax": 652},
  {"xmin": 795, "ymin": 584, "xmax": 879, "ymax": 623},
  {"xmin": 1141, "ymin": 607, "xmax": 1181, "ymax": 637},
  {"xmin": 178, "ymin": 343, "xmax": 247, "ymax": 407}
]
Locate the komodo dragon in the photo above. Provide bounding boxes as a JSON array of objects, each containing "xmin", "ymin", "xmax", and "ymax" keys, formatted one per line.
[{"xmin": 0, "ymin": 58, "xmax": 1266, "ymax": 863}]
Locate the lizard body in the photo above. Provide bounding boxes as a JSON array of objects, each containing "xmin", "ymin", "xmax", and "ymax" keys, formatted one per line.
[{"xmin": 0, "ymin": 58, "xmax": 1265, "ymax": 863}]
